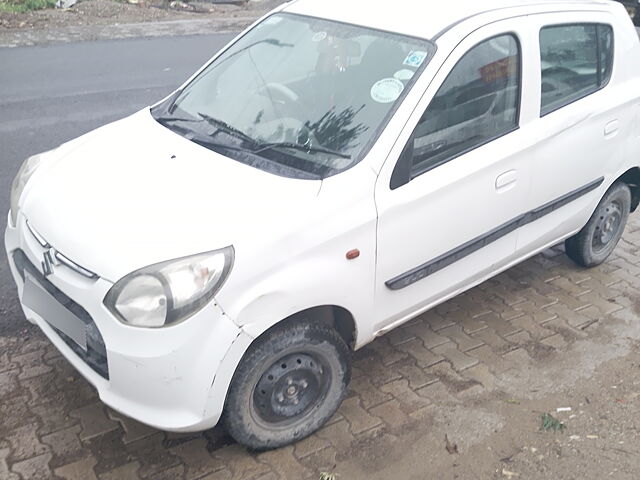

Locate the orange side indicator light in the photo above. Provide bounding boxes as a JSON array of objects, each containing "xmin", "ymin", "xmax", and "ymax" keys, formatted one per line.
[{"xmin": 346, "ymin": 249, "xmax": 360, "ymax": 260}]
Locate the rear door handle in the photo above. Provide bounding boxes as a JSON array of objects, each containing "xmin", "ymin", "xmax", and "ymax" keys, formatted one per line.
[
  {"xmin": 496, "ymin": 170, "xmax": 517, "ymax": 192},
  {"xmin": 604, "ymin": 120, "xmax": 619, "ymax": 138}
]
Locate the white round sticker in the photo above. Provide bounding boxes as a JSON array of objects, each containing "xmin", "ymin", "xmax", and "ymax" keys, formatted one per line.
[
  {"xmin": 370, "ymin": 78, "xmax": 404, "ymax": 104},
  {"xmin": 312, "ymin": 31, "xmax": 327, "ymax": 42},
  {"xmin": 394, "ymin": 69, "xmax": 415, "ymax": 81}
]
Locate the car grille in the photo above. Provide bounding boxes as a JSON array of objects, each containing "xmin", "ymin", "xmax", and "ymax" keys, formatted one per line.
[{"xmin": 12, "ymin": 249, "xmax": 109, "ymax": 379}]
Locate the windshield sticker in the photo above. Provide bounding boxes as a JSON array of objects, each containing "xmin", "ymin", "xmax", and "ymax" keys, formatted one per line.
[
  {"xmin": 394, "ymin": 69, "xmax": 415, "ymax": 81},
  {"xmin": 371, "ymin": 78, "xmax": 404, "ymax": 104},
  {"xmin": 403, "ymin": 51, "xmax": 428, "ymax": 68},
  {"xmin": 312, "ymin": 31, "xmax": 327, "ymax": 42}
]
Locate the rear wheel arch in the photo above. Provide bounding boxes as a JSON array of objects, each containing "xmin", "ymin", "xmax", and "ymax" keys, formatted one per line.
[{"xmin": 618, "ymin": 167, "xmax": 640, "ymax": 212}]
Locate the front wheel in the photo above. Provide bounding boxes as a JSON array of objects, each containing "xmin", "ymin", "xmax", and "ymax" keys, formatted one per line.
[
  {"xmin": 565, "ymin": 181, "xmax": 631, "ymax": 268},
  {"xmin": 222, "ymin": 321, "xmax": 351, "ymax": 450}
]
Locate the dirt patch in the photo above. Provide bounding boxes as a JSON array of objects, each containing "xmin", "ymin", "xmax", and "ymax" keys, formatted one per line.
[{"xmin": 0, "ymin": 0, "xmax": 285, "ymax": 31}]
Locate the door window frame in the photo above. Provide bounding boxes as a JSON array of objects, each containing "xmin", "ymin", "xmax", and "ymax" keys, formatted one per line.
[{"xmin": 390, "ymin": 32, "xmax": 523, "ymax": 190}]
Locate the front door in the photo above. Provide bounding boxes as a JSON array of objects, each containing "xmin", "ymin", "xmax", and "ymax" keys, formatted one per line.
[{"xmin": 373, "ymin": 20, "xmax": 537, "ymax": 333}]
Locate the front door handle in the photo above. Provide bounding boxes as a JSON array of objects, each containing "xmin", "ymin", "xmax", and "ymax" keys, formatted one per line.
[
  {"xmin": 604, "ymin": 120, "xmax": 619, "ymax": 138},
  {"xmin": 496, "ymin": 170, "xmax": 517, "ymax": 192}
]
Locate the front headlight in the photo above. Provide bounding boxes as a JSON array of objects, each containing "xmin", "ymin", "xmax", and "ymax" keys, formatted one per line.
[
  {"xmin": 104, "ymin": 247, "xmax": 234, "ymax": 328},
  {"xmin": 10, "ymin": 154, "xmax": 44, "ymax": 227}
]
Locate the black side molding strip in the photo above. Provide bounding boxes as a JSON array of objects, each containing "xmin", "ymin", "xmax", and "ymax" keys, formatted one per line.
[{"xmin": 385, "ymin": 177, "xmax": 604, "ymax": 290}]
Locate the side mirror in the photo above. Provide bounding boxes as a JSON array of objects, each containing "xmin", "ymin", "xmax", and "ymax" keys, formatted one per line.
[{"xmin": 390, "ymin": 137, "xmax": 414, "ymax": 190}]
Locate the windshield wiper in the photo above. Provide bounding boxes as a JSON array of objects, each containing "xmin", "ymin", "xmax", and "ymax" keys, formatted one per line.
[
  {"xmin": 155, "ymin": 116, "xmax": 201, "ymax": 125},
  {"xmin": 253, "ymin": 142, "xmax": 352, "ymax": 159},
  {"xmin": 197, "ymin": 112, "xmax": 258, "ymax": 146}
]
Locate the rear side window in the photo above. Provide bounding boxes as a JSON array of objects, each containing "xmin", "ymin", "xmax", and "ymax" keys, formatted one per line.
[
  {"xmin": 409, "ymin": 34, "xmax": 521, "ymax": 177},
  {"xmin": 540, "ymin": 24, "xmax": 614, "ymax": 116}
]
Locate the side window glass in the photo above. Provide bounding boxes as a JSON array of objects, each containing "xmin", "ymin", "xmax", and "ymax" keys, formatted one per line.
[
  {"xmin": 540, "ymin": 24, "xmax": 613, "ymax": 116},
  {"xmin": 598, "ymin": 24, "xmax": 614, "ymax": 87},
  {"xmin": 410, "ymin": 35, "xmax": 520, "ymax": 177}
]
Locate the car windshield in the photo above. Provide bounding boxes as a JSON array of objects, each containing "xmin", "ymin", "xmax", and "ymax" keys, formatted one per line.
[{"xmin": 152, "ymin": 13, "xmax": 435, "ymax": 179}]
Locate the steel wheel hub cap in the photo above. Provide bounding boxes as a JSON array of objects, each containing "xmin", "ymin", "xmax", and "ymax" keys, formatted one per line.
[
  {"xmin": 593, "ymin": 201, "xmax": 622, "ymax": 252},
  {"xmin": 253, "ymin": 353, "xmax": 329, "ymax": 424}
]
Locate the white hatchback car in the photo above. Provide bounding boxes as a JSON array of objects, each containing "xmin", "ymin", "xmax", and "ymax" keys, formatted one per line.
[{"xmin": 5, "ymin": 0, "xmax": 640, "ymax": 449}]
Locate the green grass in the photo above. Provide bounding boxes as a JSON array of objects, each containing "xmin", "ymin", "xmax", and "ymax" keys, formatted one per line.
[{"xmin": 0, "ymin": 0, "xmax": 56, "ymax": 13}]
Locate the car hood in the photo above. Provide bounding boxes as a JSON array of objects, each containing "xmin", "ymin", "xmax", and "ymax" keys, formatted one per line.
[{"xmin": 21, "ymin": 109, "xmax": 321, "ymax": 282}]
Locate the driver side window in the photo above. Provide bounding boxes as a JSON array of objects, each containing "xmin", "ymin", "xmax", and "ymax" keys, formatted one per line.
[{"xmin": 409, "ymin": 34, "xmax": 521, "ymax": 179}]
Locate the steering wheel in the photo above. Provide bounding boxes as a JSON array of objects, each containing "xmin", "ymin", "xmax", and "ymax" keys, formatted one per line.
[{"xmin": 255, "ymin": 82, "xmax": 306, "ymax": 118}]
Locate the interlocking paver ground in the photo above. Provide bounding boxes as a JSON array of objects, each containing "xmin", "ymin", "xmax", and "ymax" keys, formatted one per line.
[{"xmin": 0, "ymin": 214, "xmax": 639, "ymax": 479}]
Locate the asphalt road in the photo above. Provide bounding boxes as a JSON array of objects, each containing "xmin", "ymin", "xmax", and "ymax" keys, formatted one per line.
[{"xmin": 0, "ymin": 33, "xmax": 234, "ymax": 334}]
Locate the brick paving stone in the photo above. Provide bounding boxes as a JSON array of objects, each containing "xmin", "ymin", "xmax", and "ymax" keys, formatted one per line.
[
  {"xmin": 438, "ymin": 325, "xmax": 484, "ymax": 352},
  {"xmin": 200, "ymin": 468, "xmax": 232, "ymax": 480},
  {"xmin": 416, "ymin": 380, "xmax": 458, "ymax": 406},
  {"xmin": 576, "ymin": 292, "xmax": 624, "ymax": 316},
  {"xmin": 258, "ymin": 445, "xmax": 312, "ymax": 480},
  {"xmin": 147, "ymin": 464, "xmax": 185, "ymax": 480},
  {"xmin": 126, "ymin": 433, "xmax": 182, "ymax": 480},
  {"xmin": 471, "ymin": 328, "xmax": 510, "ymax": 351},
  {"xmin": 30, "ymin": 401, "xmax": 78, "ymax": 437},
  {"xmin": 107, "ymin": 411, "xmax": 157, "ymax": 445},
  {"xmin": 212, "ymin": 445, "xmax": 271, "ymax": 480},
  {"xmin": 512, "ymin": 301, "xmax": 558, "ymax": 324},
  {"xmin": 352, "ymin": 354, "xmax": 404, "ymax": 387},
  {"xmin": 369, "ymin": 399, "xmax": 411, "ymax": 428},
  {"xmin": 316, "ymin": 419, "xmax": 355, "ymax": 452},
  {"xmin": 543, "ymin": 317, "xmax": 588, "ymax": 341},
  {"xmin": 541, "ymin": 334, "xmax": 568, "ymax": 349},
  {"xmin": 396, "ymin": 339, "xmax": 444, "ymax": 368},
  {"xmin": 5, "ymin": 423, "xmax": 49, "ymax": 462},
  {"xmin": 11, "ymin": 452, "xmax": 53, "ymax": 480},
  {"xmin": 42, "ymin": 425, "xmax": 85, "ymax": 466},
  {"xmin": 69, "ymin": 403, "xmax": 120, "ymax": 441},
  {"xmin": 298, "ymin": 445, "xmax": 339, "ymax": 475},
  {"xmin": 348, "ymin": 376, "xmax": 392, "ymax": 409},
  {"xmin": 425, "ymin": 362, "xmax": 482, "ymax": 396},
  {"xmin": 0, "ymin": 395, "xmax": 33, "ymax": 433},
  {"xmin": 398, "ymin": 362, "xmax": 439, "ymax": 390},
  {"xmin": 13, "ymin": 350, "xmax": 53, "ymax": 380},
  {"xmin": 379, "ymin": 378, "xmax": 432, "ymax": 414},
  {"xmin": 404, "ymin": 322, "xmax": 450, "ymax": 349},
  {"xmin": 0, "ymin": 369, "xmax": 20, "ymax": 400},
  {"xmin": 431, "ymin": 342, "xmax": 480, "ymax": 372},
  {"xmin": 386, "ymin": 327, "xmax": 416, "ymax": 346},
  {"xmin": 55, "ymin": 456, "xmax": 98, "ymax": 480},
  {"xmin": 366, "ymin": 337, "xmax": 408, "ymax": 366},
  {"xmin": 292, "ymin": 432, "xmax": 331, "ymax": 459},
  {"xmin": 467, "ymin": 345, "xmax": 512, "ymax": 374},
  {"xmin": 0, "ymin": 448, "xmax": 20, "ymax": 480},
  {"xmin": 419, "ymin": 310, "xmax": 455, "ymax": 331},
  {"xmin": 446, "ymin": 310, "xmax": 488, "ymax": 334},
  {"xmin": 545, "ymin": 303, "xmax": 593, "ymax": 328},
  {"xmin": 338, "ymin": 397, "xmax": 383, "ymax": 434},
  {"xmin": 98, "ymin": 461, "xmax": 141, "ymax": 480},
  {"xmin": 169, "ymin": 438, "xmax": 221, "ymax": 480},
  {"xmin": 462, "ymin": 364, "xmax": 497, "ymax": 390},
  {"xmin": 479, "ymin": 312, "xmax": 522, "ymax": 337},
  {"xmin": 509, "ymin": 315, "xmax": 555, "ymax": 340}
]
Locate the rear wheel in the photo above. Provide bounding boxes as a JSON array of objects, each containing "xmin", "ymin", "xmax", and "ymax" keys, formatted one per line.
[
  {"xmin": 565, "ymin": 182, "xmax": 631, "ymax": 268},
  {"xmin": 222, "ymin": 321, "xmax": 350, "ymax": 450}
]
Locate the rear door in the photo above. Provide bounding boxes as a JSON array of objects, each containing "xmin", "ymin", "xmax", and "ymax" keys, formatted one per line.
[{"xmin": 516, "ymin": 11, "xmax": 632, "ymax": 255}]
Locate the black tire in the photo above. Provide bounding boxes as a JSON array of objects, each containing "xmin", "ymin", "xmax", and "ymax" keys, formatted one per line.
[
  {"xmin": 222, "ymin": 321, "xmax": 351, "ymax": 450},
  {"xmin": 565, "ymin": 181, "xmax": 631, "ymax": 268}
]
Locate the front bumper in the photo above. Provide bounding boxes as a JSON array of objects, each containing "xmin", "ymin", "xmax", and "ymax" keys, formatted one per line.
[{"xmin": 4, "ymin": 213, "xmax": 243, "ymax": 432}]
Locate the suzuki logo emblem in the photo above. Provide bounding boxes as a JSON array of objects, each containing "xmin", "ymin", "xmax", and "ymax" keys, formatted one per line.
[{"xmin": 42, "ymin": 248, "xmax": 60, "ymax": 277}]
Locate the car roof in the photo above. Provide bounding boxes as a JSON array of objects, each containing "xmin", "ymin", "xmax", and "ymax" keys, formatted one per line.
[{"xmin": 282, "ymin": 0, "xmax": 618, "ymax": 40}]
